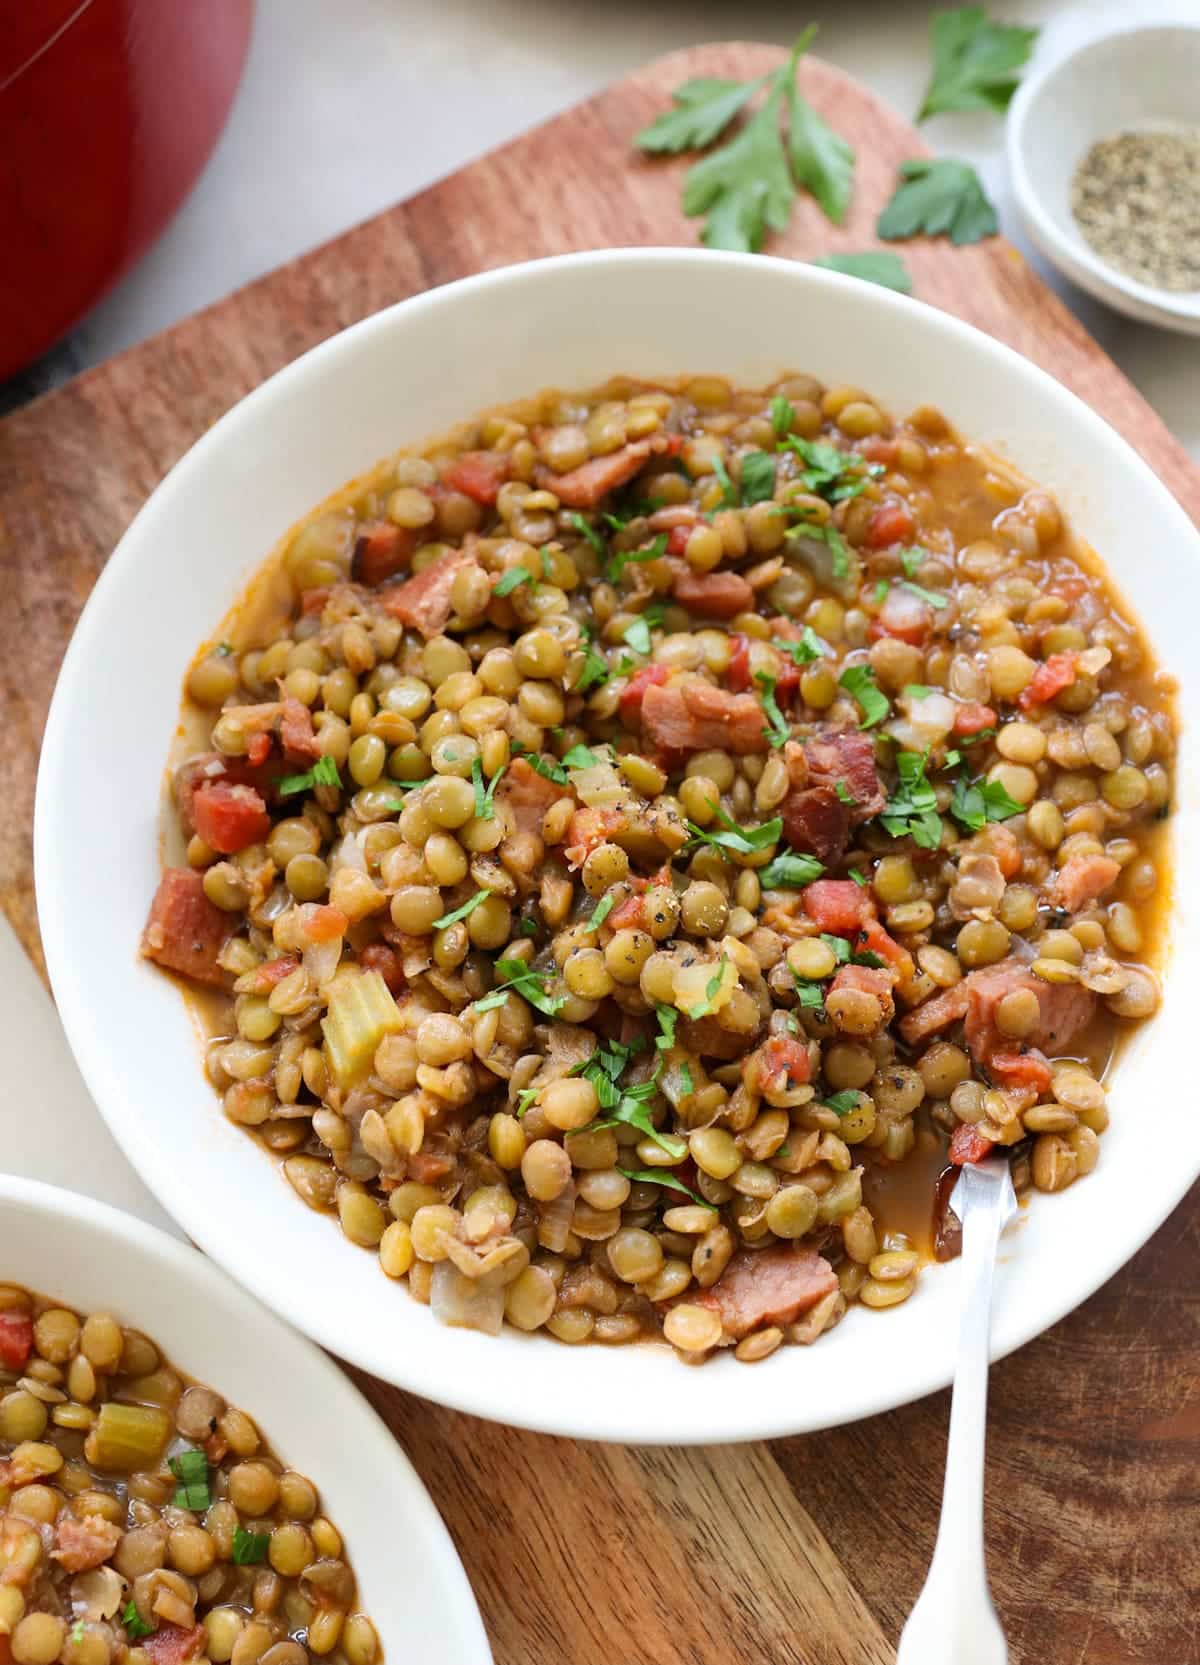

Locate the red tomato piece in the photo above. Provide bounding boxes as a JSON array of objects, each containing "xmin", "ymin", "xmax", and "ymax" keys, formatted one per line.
[
  {"xmin": 618, "ymin": 662, "xmax": 671, "ymax": 724},
  {"xmin": 727, "ymin": 634, "xmax": 752, "ymax": 693},
  {"xmin": 857, "ymin": 916, "xmax": 914, "ymax": 982},
  {"xmin": 608, "ymin": 895, "xmax": 647, "ymax": 931},
  {"xmin": 759, "ymin": 1032, "xmax": 812, "ymax": 1089},
  {"xmin": 857, "ymin": 435, "xmax": 898, "ymax": 467},
  {"xmin": 351, "ymin": 521, "xmax": 416, "ymax": 587},
  {"xmin": 304, "ymin": 905, "xmax": 349, "ymax": 944},
  {"xmin": 190, "ymin": 781, "xmax": 271, "ymax": 855},
  {"xmin": 246, "ymin": 730, "xmax": 272, "ymax": 767},
  {"xmin": 0, "ymin": 1311, "xmax": 33, "ymax": 1372},
  {"xmin": 666, "ymin": 524, "xmax": 691, "ymax": 557},
  {"xmin": 949, "ymin": 1123, "xmax": 996, "ymax": 1166},
  {"xmin": 802, "ymin": 879, "xmax": 873, "ymax": 934},
  {"xmin": 953, "ymin": 701, "xmax": 997, "ymax": 736},
  {"xmin": 988, "ymin": 1051, "xmax": 1053, "ymax": 1095},
  {"xmin": 1019, "ymin": 652, "xmax": 1078, "ymax": 711},
  {"xmin": 864, "ymin": 500, "xmax": 916, "ymax": 549},
  {"xmin": 300, "ymin": 586, "xmax": 330, "ymax": 615},
  {"xmin": 442, "ymin": 450, "xmax": 510, "ymax": 505}
]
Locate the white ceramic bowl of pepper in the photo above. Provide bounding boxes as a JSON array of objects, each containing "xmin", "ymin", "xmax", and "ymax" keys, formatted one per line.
[{"xmin": 1008, "ymin": 21, "xmax": 1200, "ymax": 335}]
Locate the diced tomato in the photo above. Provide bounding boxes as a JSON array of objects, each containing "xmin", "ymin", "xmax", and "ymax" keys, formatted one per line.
[
  {"xmin": 304, "ymin": 905, "xmax": 348, "ymax": 943},
  {"xmin": 608, "ymin": 895, "xmax": 646, "ymax": 931},
  {"xmin": 1019, "ymin": 652, "xmax": 1078, "ymax": 710},
  {"xmin": 953, "ymin": 701, "xmax": 997, "ymax": 736},
  {"xmin": 360, "ymin": 943, "xmax": 404, "ymax": 994},
  {"xmin": 864, "ymin": 500, "xmax": 916, "ymax": 549},
  {"xmin": 775, "ymin": 662, "xmax": 800, "ymax": 702},
  {"xmin": 351, "ymin": 521, "xmax": 416, "ymax": 587},
  {"xmin": 618, "ymin": 662, "xmax": 671, "ymax": 724},
  {"xmin": 1049, "ymin": 575, "xmax": 1088, "ymax": 602},
  {"xmin": 949, "ymin": 1123, "xmax": 996, "ymax": 1166},
  {"xmin": 727, "ymin": 634, "xmax": 752, "ymax": 693},
  {"xmin": 988, "ymin": 1051, "xmax": 1053, "ymax": 1095},
  {"xmin": 191, "ymin": 782, "xmax": 270, "ymax": 855},
  {"xmin": 0, "ymin": 1311, "xmax": 33, "ymax": 1372},
  {"xmin": 759, "ymin": 1032, "xmax": 813, "ymax": 1089},
  {"xmin": 802, "ymin": 879, "xmax": 873, "ymax": 934},
  {"xmin": 300, "ymin": 586, "xmax": 331, "ymax": 615},
  {"xmin": 857, "ymin": 435, "xmax": 898, "ymax": 467},
  {"xmin": 663, "ymin": 434, "xmax": 685, "ymax": 457},
  {"xmin": 247, "ymin": 956, "xmax": 300, "ymax": 992},
  {"xmin": 143, "ymin": 1625, "xmax": 205, "ymax": 1664},
  {"xmin": 0, "ymin": 1633, "xmax": 12, "ymax": 1665},
  {"xmin": 666, "ymin": 524, "xmax": 691, "ymax": 557},
  {"xmin": 858, "ymin": 916, "xmax": 914, "ymax": 982},
  {"xmin": 442, "ymin": 450, "xmax": 510, "ymax": 505},
  {"xmin": 246, "ymin": 731, "xmax": 272, "ymax": 767}
]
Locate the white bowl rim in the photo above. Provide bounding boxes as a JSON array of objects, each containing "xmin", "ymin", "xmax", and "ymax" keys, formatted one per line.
[
  {"xmin": 34, "ymin": 246, "xmax": 1200, "ymax": 1444},
  {"xmin": 0, "ymin": 1172, "xmax": 492, "ymax": 1660},
  {"xmin": 1007, "ymin": 21, "xmax": 1200, "ymax": 330}
]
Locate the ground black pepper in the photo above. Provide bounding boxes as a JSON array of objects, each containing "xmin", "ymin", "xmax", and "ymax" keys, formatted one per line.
[{"xmin": 1071, "ymin": 127, "xmax": 1200, "ymax": 292}]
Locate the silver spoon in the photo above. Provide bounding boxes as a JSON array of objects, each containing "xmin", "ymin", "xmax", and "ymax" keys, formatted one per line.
[{"xmin": 896, "ymin": 1156, "xmax": 1018, "ymax": 1665}]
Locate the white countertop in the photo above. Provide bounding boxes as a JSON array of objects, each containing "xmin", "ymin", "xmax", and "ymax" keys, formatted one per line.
[{"xmin": 58, "ymin": 0, "xmax": 1200, "ymax": 461}]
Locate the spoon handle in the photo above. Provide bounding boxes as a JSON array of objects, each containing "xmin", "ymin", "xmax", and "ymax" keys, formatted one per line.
[{"xmin": 896, "ymin": 1169, "xmax": 1009, "ymax": 1665}]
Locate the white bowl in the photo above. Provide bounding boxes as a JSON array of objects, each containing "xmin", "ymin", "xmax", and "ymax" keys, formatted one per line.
[
  {"xmin": 35, "ymin": 249, "xmax": 1200, "ymax": 1444},
  {"xmin": 1008, "ymin": 23, "xmax": 1200, "ymax": 335},
  {"xmin": 0, "ymin": 1174, "xmax": 491, "ymax": 1661}
]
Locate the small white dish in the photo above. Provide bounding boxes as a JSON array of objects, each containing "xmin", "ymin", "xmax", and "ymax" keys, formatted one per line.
[
  {"xmin": 0, "ymin": 1174, "xmax": 492, "ymax": 1665},
  {"xmin": 1008, "ymin": 22, "xmax": 1200, "ymax": 336},
  {"xmin": 35, "ymin": 248, "xmax": 1200, "ymax": 1444}
]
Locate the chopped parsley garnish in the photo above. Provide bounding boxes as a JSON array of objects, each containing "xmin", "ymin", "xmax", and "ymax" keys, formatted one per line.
[
  {"xmin": 511, "ymin": 744, "xmax": 569, "ymax": 786},
  {"xmin": 232, "ymin": 1525, "xmax": 271, "ymax": 1565},
  {"xmin": 623, "ymin": 616, "xmax": 653, "ymax": 656},
  {"xmin": 689, "ymin": 955, "xmax": 731, "ymax": 1021},
  {"xmin": 759, "ymin": 849, "xmax": 825, "ymax": 889},
  {"xmin": 576, "ymin": 631, "xmax": 611, "ymax": 693},
  {"xmin": 585, "ymin": 893, "xmax": 615, "ymax": 933},
  {"xmin": 618, "ymin": 1168, "xmax": 716, "ymax": 1208},
  {"xmin": 794, "ymin": 978, "xmax": 828, "ymax": 1019},
  {"xmin": 278, "ymin": 753, "xmax": 341, "ymax": 796},
  {"xmin": 688, "ymin": 804, "xmax": 783, "ymax": 857},
  {"xmin": 655, "ymin": 1003, "xmax": 679, "ymax": 1051},
  {"xmin": 950, "ymin": 774, "xmax": 1024, "ymax": 832},
  {"xmin": 880, "ymin": 748, "xmax": 943, "ymax": 850},
  {"xmin": 677, "ymin": 1060, "xmax": 695, "ymax": 1096},
  {"xmin": 755, "ymin": 670, "xmax": 790, "ymax": 749},
  {"xmin": 71, "ymin": 1621, "xmax": 85, "ymax": 1644},
  {"xmin": 820, "ymin": 933, "xmax": 852, "ymax": 965},
  {"xmin": 474, "ymin": 959, "xmax": 567, "ymax": 1018},
  {"xmin": 122, "ymin": 1599, "xmax": 156, "ymax": 1640},
  {"xmin": 606, "ymin": 533, "xmax": 668, "ymax": 584},
  {"xmin": 589, "ymin": 1069, "xmax": 686, "ymax": 1160},
  {"xmin": 711, "ymin": 455, "xmax": 737, "ymax": 508},
  {"xmin": 168, "ymin": 1447, "xmax": 211, "ymax": 1511},
  {"xmin": 823, "ymin": 1090, "xmax": 863, "ymax": 1116},
  {"xmin": 561, "ymin": 743, "xmax": 599, "ymax": 769},
  {"xmin": 785, "ymin": 435, "xmax": 883, "ymax": 503},
  {"xmin": 772, "ymin": 627, "xmax": 828, "ymax": 665},
  {"xmin": 899, "ymin": 547, "xmax": 926, "ymax": 579},
  {"xmin": 918, "ymin": 6, "xmax": 1038, "ymax": 122},
  {"xmin": 540, "ymin": 547, "xmax": 554, "ymax": 579},
  {"xmin": 788, "ymin": 516, "xmax": 851, "ymax": 580},
  {"xmin": 432, "ymin": 888, "xmax": 491, "ymax": 930},
  {"xmin": 849, "ymin": 867, "xmax": 868, "ymax": 887},
  {"xmin": 838, "ymin": 663, "xmax": 890, "ymax": 728},
  {"xmin": 904, "ymin": 684, "xmax": 932, "ymax": 700},
  {"xmin": 514, "ymin": 1086, "xmax": 539, "ymax": 1119},
  {"xmin": 901, "ymin": 579, "xmax": 948, "ymax": 610},
  {"xmin": 471, "ymin": 757, "xmax": 505, "ymax": 820},
  {"xmin": 874, "ymin": 578, "xmax": 890, "ymax": 605},
  {"xmin": 519, "ymin": 916, "xmax": 540, "ymax": 937},
  {"xmin": 962, "ymin": 727, "xmax": 995, "ymax": 747},
  {"xmin": 835, "ymin": 781, "xmax": 857, "ymax": 806},
  {"xmin": 770, "ymin": 394, "xmax": 794, "ymax": 437},
  {"xmin": 878, "ymin": 157, "xmax": 998, "ymax": 247},
  {"xmin": 739, "ymin": 450, "xmax": 777, "ymax": 504},
  {"xmin": 567, "ymin": 511, "xmax": 606, "ymax": 556},
  {"xmin": 494, "ymin": 564, "xmax": 536, "ymax": 597}
]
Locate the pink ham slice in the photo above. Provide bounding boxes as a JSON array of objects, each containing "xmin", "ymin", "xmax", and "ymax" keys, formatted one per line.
[
  {"xmin": 52, "ymin": 1513, "xmax": 122, "ymax": 1572},
  {"xmin": 804, "ymin": 728, "xmax": 885, "ymax": 822},
  {"xmin": 641, "ymin": 677, "xmax": 769, "ymax": 755},
  {"xmin": 280, "ymin": 696, "xmax": 322, "ymax": 764},
  {"xmin": 495, "ymin": 757, "xmax": 563, "ymax": 836},
  {"xmin": 780, "ymin": 785, "xmax": 851, "ymax": 864},
  {"xmin": 381, "ymin": 547, "xmax": 476, "ymax": 638},
  {"xmin": 696, "ymin": 1247, "xmax": 838, "ymax": 1341},
  {"xmin": 900, "ymin": 956, "xmax": 1095, "ymax": 1063},
  {"xmin": 141, "ymin": 870, "xmax": 231, "ymax": 987},
  {"xmin": 672, "ymin": 568, "xmax": 754, "ymax": 619},
  {"xmin": 1052, "ymin": 854, "xmax": 1121, "ymax": 913},
  {"xmin": 535, "ymin": 436, "xmax": 669, "ymax": 509}
]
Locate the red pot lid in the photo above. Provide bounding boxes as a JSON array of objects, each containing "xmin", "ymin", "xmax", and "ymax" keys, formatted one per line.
[{"xmin": 0, "ymin": 0, "xmax": 99, "ymax": 85}]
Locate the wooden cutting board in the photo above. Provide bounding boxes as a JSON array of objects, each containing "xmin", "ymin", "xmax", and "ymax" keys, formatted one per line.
[{"xmin": 2, "ymin": 43, "xmax": 1196, "ymax": 1665}]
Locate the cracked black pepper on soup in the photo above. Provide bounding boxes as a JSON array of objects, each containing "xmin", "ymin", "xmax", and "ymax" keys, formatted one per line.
[
  {"xmin": 142, "ymin": 373, "xmax": 1175, "ymax": 1364},
  {"xmin": 1071, "ymin": 127, "xmax": 1200, "ymax": 292}
]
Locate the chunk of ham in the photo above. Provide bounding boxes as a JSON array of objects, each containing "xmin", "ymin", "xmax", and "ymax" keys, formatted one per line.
[
  {"xmin": 141, "ymin": 870, "xmax": 231, "ymax": 987},
  {"xmin": 142, "ymin": 1625, "xmax": 206, "ymax": 1665},
  {"xmin": 0, "ymin": 1312, "xmax": 33, "ymax": 1372},
  {"xmin": 672, "ymin": 568, "xmax": 754, "ymax": 619},
  {"xmin": 780, "ymin": 785, "xmax": 851, "ymax": 864},
  {"xmin": 442, "ymin": 450, "xmax": 511, "ymax": 505},
  {"xmin": 641, "ymin": 676, "xmax": 769, "ymax": 755},
  {"xmin": 1052, "ymin": 854, "xmax": 1121, "ymax": 913},
  {"xmin": 900, "ymin": 956, "xmax": 1094, "ymax": 1064},
  {"xmin": 495, "ymin": 757, "xmax": 563, "ymax": 837},
  {"xmin": 535, "ymin": 435, "xmax": 668, "ymax": 509},
  {"xmin": 695, "ymin": 1247, "xmax": 838, "ymax": 1340},
  {"xmin": 190, "ymin": 781, "xmax": 270, "ymax": 854},
  {"xmin": 801, "ymin": 878, "xmax": 873, "ymax": 934},
  {"xmin": 52, "ymin": 1514, "xmax": 122, "ymax": 1572},
  {"xmin": 280, "ymin": 696, "xmax": 322, "ymax": 764},
  {"xmin": 830, "ymin": 962, "xmax": 896, "ymax": 1024},
  {"xmin": 351, "ymin": 521, "xmax": 416, "ymax": 587},
  {"xmin": 777, "ymin": 728, "xmax": 884, "ymax": 864},
  {"xmin": 804, "ymin": 728, "xmax": 885, "ymax": 821},
  {"xmin": 381, "ymin": 546, "xmax": 476, "ymax": 637}
]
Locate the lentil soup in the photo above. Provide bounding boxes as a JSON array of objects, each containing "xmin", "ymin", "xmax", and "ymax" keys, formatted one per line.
[
  {"xmin": 142, "ymin": 373, "xmax": 1175, "ymax": 1363},
  {"xmin": 0, "ymin": 1285, "xmax": 379, "ymax": 1664}
]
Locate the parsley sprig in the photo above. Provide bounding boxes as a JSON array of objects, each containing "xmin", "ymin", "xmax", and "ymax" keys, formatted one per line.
[
  {"xmin": 772, "ymin": 627, "xmax": 828, "ymax": 665},
  {"xmin": 474, "ymin": 958, "xmax": 567, "ymax": 1018},
  {"xmin": 755, "ymin": 670, "xmax": 790, "ymax": 749},
  {"xmin": 949, "ymin": 773, "xmax": 1023, "ymax": 832},
  {"xmin": 760, "ymin": 849, "xmax": 825, "ymax": 889},
  {"xmin": 880, "ymin": 748, "xmax": 943, "ymax": 850},
  {"xmin": 838, "ymin": 664, "xmax": 890, "ymax": 729},
  {"xmin": 687, "ymin": 803, "xmax": 783, "ymax": 857},
  {"xmin": 878, "ymin": 158, "xmax": 998, "ymax": 246},
  {"xmin": 278, "ymin": 753, "xmax": 340, "ymax": 797},
  {"xmin": 471, "ymin": 758, "xmax": 505, "ymax": 820},
  {"xmin": 619, "ymin": 1168, "xmax": 716, "ymax": 1209},
  {"xmin": 918, "ymin": 6, "xmax": 1038, "ymax": 121}
]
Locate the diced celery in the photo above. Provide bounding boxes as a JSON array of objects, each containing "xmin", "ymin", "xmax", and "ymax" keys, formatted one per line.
[
  {"xmin": 322, "ymin": 970, "xmax": 403, "ymax": 1087},
  {"xmin": 85, "ymin": 1401, "xmax": 172, "ymax": 1471}
]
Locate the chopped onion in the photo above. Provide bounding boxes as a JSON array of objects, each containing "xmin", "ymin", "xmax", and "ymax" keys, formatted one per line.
[
  {"xmin": 569, "ymin": 758, "xmax": 628, "ymax": 807},
  {"xmin": 535, "ymin": 1180, "xmax": 575, "ymax": 1253},
  {"xmin": 430, "ymin": 1260, "xmax": 505, "ymax": 1334},
  {"xmin": 303, "ymin": 935, "xmax": 342, "ymax": 989},
  {"xmin": 330, "ymin": 830, "xmax": 366, "ymax": 874},
  {"xmin": 71, "ymin": 1566, "xmax": 124, "ymax": 1621}
]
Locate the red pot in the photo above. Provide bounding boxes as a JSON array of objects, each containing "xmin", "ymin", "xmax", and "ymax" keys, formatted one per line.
[{"xmin": 0, "ymin": 0, "xmax": 255, "ymax": 379}]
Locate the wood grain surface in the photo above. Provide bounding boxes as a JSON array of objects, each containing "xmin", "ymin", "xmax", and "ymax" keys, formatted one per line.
[{"xmin": 1, "ymin": 42, "xmax": 1197, "ymax": 1665}]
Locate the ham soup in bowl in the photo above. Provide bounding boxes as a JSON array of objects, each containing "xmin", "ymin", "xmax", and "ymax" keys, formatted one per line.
[{"xmin": 35, "ymin": 251, "xmax": 1200, "ymax": 1443}]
